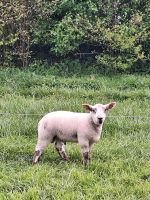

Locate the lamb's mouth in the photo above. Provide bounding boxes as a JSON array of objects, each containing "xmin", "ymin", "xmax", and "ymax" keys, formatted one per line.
[{"xmin": 90, "ymin": 119, "xmax": 101, "ymax": 129}]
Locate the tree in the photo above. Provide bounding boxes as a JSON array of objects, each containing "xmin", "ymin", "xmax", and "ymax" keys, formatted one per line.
[{"xmin": 0, "ymin": 0, "xmax": 150, "ymax": 71}]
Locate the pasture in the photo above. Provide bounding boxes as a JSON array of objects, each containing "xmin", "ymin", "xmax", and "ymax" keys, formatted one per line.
[{"xmin": 0, "ymin": 67, "xmax": 150, "ymax": 199}]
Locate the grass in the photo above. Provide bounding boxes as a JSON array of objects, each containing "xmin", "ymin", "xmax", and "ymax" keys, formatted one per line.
[{"xmin": 0, "ymin": 67, "xmax": 150, "ymax": 199}]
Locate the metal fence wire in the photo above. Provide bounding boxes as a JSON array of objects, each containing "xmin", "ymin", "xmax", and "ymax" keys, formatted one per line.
[{"xmin": 0, "ymin": 112, "xmax": 150, "ymax": 119}]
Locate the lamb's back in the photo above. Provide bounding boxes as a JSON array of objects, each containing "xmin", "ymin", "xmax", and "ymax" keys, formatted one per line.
[{"xmin": 39, "ymin": 111, "xmax": 88, "ymax": 133}]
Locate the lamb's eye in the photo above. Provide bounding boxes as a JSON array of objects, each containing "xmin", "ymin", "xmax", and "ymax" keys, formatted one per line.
[{"xmin": 93, "ymin": 108, "xmax": 97, "ymax": 113}]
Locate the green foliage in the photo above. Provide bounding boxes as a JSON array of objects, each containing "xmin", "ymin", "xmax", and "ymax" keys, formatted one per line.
[
  {"xmin": 0, "ymin": 0, "xmax": 150, "ymax": 71},
  {"xmin": 51, "ymin": 15, "xmax": 85, "ymax": 55},
  {"xmin": 96, "ymin": 54, "xmax": 133, "ymax": 69},
  {"xmin": 0, "ymin": 0, "xmax": 34, "ymax": 67}
]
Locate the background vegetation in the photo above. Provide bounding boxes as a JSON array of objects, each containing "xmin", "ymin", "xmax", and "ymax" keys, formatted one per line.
[
  {"xmin": 0, "ymin": 1, "xmax": 150, "ymax": 199},
  {"xmin": 1, "ymin": 0, "xmax": 150, "ymax": 72}
]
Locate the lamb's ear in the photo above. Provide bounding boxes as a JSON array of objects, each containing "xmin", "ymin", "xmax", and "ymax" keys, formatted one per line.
[
  {"xmin": 105, "ymin": 102, "xmax": 116, "ymax": 111},
  {"xmin": 82, "ymin": 104, "xmax": 93, "ymax": 112}
]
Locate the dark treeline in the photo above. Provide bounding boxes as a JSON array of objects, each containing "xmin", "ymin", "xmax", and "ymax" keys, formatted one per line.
[{"xmin": 0, "ymin": 0, "xmax": 150, "ymax": 72}]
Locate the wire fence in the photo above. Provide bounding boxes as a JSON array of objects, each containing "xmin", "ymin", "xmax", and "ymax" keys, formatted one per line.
[
  {"xmin": 0, "ymin": 112, "xmax": 150, "ymax": 119},
  {"xmin": 1, "ymin": 113, "xmax": 150, "ymax": 127},
  {"xmin": 0, "ymin": 112, "xmax": 43, "ymax": 116}
]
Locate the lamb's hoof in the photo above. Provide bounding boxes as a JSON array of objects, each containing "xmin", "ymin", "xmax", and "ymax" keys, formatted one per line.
[
  {"xmin": 82, "ymin": 160, "xmax": 89, "ymax": 167},
  {"xmin": 61, "ymin": 152, "xmax": 69, "ymax": 161},
  {"xmin": 32, "ymin": 150, "xmax": 41, "ymax": 165},
  {"xmin": 63, "ymin": 156, "xmax": 69, "ymax": 161},
  {"xmin": 32, "ymin": 158, "xmax": 39, "ymax": 165}
]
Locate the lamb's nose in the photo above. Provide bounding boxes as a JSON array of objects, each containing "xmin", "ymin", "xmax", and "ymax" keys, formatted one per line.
[{"xmin": 98, "ymin": 117, "xmax": 103, "ymax": 124}]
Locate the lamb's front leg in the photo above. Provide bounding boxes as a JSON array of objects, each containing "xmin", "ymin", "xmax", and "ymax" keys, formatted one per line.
[
  {"xmin": 79, "ymin": 141, "xmax": 90, "ymax": 166},
  {"xmin": 55, "ymin": 140, "xmax": 68, "ymax": 161}
]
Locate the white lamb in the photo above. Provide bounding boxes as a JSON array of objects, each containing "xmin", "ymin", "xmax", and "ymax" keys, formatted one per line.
[{"xmin": 32, "ymin": 102, "xmax": 116, "ymax": 165}]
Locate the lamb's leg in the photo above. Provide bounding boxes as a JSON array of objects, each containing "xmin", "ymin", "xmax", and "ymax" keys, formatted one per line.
[
  {"xmin": 32, "ymin": 139, "xmax": 49, "ymax": 164},
  {"xmin": 55, "ymin": 140, "xmax": 68, "ymax": 161},
  {"xmin": 88, "ymin": 143, "xmax": 93, "ymax": 162},
  {"xmin": 79, "ymin": 141, "xmax": 90, "ymax": 166}
]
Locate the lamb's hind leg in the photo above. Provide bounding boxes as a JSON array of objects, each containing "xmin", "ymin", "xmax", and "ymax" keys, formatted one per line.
[
  {"xmin": 55, "ymin": 140, "xmax": 68, "ymax": 161},
  {"xmin": 32, "ymin": 139, "xmax": 49, "ymax": 164}
]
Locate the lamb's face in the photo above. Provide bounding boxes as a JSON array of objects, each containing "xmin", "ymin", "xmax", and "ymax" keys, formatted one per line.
[
  {"xmin": 90, "ymin": 104, "xmax": 106, "ymax": 126},
  {"xmin": 83, "ymin": 102, "xmax": 116, "ymax": 126}
]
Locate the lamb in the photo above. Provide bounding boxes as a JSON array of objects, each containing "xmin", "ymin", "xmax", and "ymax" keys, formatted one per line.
[{"xmin": 32, "ymin": 102, "xmax": 116, "ymax": 166}]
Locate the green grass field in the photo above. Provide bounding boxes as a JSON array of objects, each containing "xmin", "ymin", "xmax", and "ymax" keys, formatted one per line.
[{"xmin": 0, "ymin": 67, "xmax": 150, "ymax": 200}]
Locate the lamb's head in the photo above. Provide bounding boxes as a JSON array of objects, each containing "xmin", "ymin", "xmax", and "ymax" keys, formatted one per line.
[{"xmin": 83, "ymin": 102, "xmax": 116, "ymax": 126}]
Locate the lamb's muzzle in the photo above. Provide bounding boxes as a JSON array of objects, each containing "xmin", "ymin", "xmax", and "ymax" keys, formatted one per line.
[
  {"xmin": 32, "ymin": 102, "xmax": 116, "ymax": 166},
  {"xmin": 98, "ymin": 117, "xmax": 103, "ymax": 124}
]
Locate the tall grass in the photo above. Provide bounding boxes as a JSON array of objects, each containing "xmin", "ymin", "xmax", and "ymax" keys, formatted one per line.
[{"xmin": 0, "ymin": 67, "xmax": 150, "ymax": 199}]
